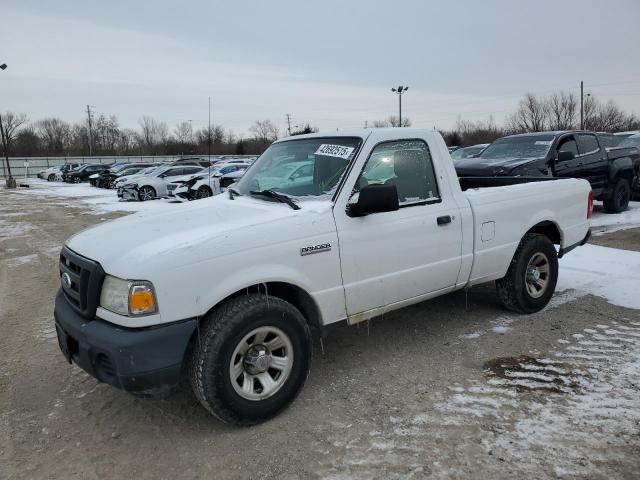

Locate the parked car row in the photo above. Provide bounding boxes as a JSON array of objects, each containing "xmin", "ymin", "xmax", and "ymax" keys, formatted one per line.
[
  {"xmin": 38, "ymin": 156, "xmax": 257, "ymax": 202},
  {"xmin": 451, "ymin": 130, "xmax": 640, "ymax": 213}
]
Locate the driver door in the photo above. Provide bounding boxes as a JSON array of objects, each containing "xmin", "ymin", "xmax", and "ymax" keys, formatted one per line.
[{"xmin": 333, "ymin": 139, "xmax": 462, "ymax": 316}]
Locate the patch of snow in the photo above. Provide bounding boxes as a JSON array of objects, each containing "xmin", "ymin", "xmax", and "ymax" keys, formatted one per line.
[
  {"xmin": 557, "ymin": 244, "xmax": 640, "ymax": 310},
  {"xmin": 591, "ymin": 201, "xmax": 640, "ymax": 235},
  {"xmin": 6, "ymin": 254, "xmax": 37, "ymax": 267}
]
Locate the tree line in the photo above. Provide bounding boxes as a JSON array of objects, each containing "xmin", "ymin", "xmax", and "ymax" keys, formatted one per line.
[
  {"xmin": 1, "ymin": 91, "xmax": 639, "ymax": 157},
  {"xmin": 440, "ymin": 91, "xmax": 640, "ymax": 146}
]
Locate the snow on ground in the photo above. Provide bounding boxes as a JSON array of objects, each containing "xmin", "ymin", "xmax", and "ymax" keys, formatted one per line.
[
  {"xmin": 9, "ymin": 178, "xmax": 178, "ymax": 214},
  {"xmin": 557, "ymin": 243, "xmax": 640, "ymax": 309},
  {"xmin": 591, "ymin": 201, "xmax": 640, "ymax": 235}
]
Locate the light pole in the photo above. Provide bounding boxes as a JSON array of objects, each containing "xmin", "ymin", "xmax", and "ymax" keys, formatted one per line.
[
  {"xmin": 391, "ymin": 85, "xmax": 408, "ymax": 127},
  {"xmin": 0, "ymin": 62, "xmax": 16, "ymax": 188}
]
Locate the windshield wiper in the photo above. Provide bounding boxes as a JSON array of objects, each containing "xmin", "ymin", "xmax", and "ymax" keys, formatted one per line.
[
  {"xmin": 228, "ymin": 187, "xmax": 240, "ymax": 200},
  {"xmin": 249, "ymin": 189, "xmax": 300, "ymax": 210}
]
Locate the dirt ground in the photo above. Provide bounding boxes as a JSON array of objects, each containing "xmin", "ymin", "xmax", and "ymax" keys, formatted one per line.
[{"xmin": 1, "ymin": 189, "xmax": 640, "ymax": 479}]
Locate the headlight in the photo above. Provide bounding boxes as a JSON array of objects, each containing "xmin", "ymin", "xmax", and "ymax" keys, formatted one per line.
[{"xmin": 100, "ymin": 275, "xmax": 158, "ymax": 316}]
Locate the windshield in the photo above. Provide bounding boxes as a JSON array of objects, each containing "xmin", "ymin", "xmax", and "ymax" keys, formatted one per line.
[
  {"xmin": 618, "ymin": 135, "xmax": 640, "ymax": 148},
  {"xmin": 235, "ymin": 137, "xmax": 361, "ymax": 199},
  {"xmin": 480, "ymin": 136, "xmax": 554, "ymax": 160},
  {"xmin": 451, "ymin": 146, "xmax": 485, "ymax": 160}
]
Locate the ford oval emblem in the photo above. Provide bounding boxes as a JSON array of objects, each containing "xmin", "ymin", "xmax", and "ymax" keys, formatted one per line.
[{"xmin": 61, "ymin": 272, "xmax": 72, "ymax": 289}]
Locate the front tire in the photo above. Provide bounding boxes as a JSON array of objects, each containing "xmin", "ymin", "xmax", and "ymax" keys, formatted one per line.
[
  {"xmin": 603, "ymin": 177, "xmax": 630, "ymax": 213},
  {"xmin": 48, "ymin": 174, "xmax": 55, "ymax": 181},
  {"xmin": 189, "ymin": 294, "xmax": 311, "ymax": 425},
  {"xmin": 495, "ymin": 233, "xmax": 558, "ymax": 314},
  {"xmin": 138, "ymin": 186, "xmax": 156, "ymax": 201},
  {"xmin": 196, "ymin": 185, "xmax": 213, "ymax": 199}
]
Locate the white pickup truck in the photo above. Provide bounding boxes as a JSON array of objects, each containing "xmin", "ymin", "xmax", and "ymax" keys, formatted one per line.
[{"xmin": 54, "ymin": 129, "xmax": 592, "ymax": 424}]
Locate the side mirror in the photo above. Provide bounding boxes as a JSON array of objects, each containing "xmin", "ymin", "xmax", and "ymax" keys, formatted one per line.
[
  {"xmin": 557, "ymin": 150, "xmax": 575, "ymax": 162},
  {"xmin": 347, "ymin": 183, "xmax": 399, "ymax": 217}
]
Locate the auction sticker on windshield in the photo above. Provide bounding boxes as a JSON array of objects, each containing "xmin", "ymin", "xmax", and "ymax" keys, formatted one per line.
[{"xmin": 315, "ymin": 144, "xmax": 355, "ymax": 159}]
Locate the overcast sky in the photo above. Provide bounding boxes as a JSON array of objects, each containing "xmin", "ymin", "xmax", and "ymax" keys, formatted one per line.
[{"xmin": 2, "ymin": 0, "xmax": 640, "ymax": 136}]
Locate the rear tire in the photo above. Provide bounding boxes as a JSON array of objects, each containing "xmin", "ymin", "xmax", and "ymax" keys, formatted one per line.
[
  {"xmin": 189, "ymin": 294, "xmax": 311, "ymax": 425},
  {"xmin": 495, "ymin": 233, "xmax": 558, "ymax": 314},
  {"xmin": 603, "ymin": 177, "xmax": 630, "ymax": 213}
]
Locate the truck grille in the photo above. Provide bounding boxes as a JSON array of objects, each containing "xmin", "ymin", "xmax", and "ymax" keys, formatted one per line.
[{"xmin": 59, "ymin": 246, "xmax": 106, "ymax": 319}]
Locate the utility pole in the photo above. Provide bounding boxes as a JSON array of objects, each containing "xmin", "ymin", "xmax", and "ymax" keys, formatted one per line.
[
  {"xmin": 1, "ymin": 63, "xmax": 16, "ymax": 187},
  {"xmin": 580, "ymin": 81, "xmax": 583, "ymax": 130},
  {"xmin": 208, "ymin": 97, "xmax": 212, "ymax": 159},
  {"xmin": 391, "ymin": 86, "xmax": 409, "ymax": 127},
  {"xmin": 86, "ymin": 105, "xmax": 94, "ymax": 156},
  {"xmin": 364, "ymin": 120, "xmax": 368, "ymax": 129},
  {"xmin": 285, "ymin": 114, "xmax": 292, "ymax": 136}
]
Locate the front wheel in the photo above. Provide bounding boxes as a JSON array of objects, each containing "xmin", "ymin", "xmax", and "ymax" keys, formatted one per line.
[
  {"xmin": 495, "ymin": 233, "xmax": 558, "ymax": 314},
  {"xmin": 138, "ymin": 186, "xmax": 156, "ymax": 201},
  {"xmin": 196, "ymin": 185, "xmax": 213, "ymax": 199},
  {"xmin": 73, "ymin": 177, "xmax": 81, "ymax": 184},
  {"xmin": 47, "ymin": 174, "xmax": 55, "ymax": 181},
  {"xmin": 603, "ymin": 177, "xmax": 630, "ymax": 213},
  {"xmin": 189, "ymin": 294, "xmax": 311, "ymax": 424}
]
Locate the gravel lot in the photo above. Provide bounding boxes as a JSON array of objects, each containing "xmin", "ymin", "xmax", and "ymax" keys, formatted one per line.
[{"xmin": 1, "ymin": 183, "xmax": 640, "ymax": 479}]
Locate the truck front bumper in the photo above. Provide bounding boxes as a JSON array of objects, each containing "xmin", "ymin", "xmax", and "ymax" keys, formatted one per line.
[{"xmin": 54, "ymin": 289, "xmax": 198, "ymax": 396}]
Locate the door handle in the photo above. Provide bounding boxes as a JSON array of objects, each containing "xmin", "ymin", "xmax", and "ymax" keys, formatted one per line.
[
  {"xmin": 437, "ymin": 215, "xmax": 452, "ymax": 225},
  {"xmin": 577, "ymin": 162, "xmax": 584, "ymax": 166}
]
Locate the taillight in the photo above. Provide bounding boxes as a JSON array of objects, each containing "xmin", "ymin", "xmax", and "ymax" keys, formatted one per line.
[{"xmin": 587, "ymin": 190, "xmax": 593, "ymax": 219}]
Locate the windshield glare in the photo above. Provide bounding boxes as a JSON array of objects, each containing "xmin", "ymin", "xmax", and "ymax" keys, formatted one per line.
[
  {"xmin": 618, "ymin": 135, "xmax": 640, "ymax": 148},
  {"xmin": 480, "ymin": 136, "xmax": 554, "ymax": 160},
  {"xmin": 235, "ymin": 137, "xmax": 361, "ymax": 199}
]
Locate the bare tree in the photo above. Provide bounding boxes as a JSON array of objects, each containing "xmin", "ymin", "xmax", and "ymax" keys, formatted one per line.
[
  {"xmin": 0, "ymin": 112, "xmax": 28, "ymax": 156},
  {"xmin": 139, "ymin": 116, "xmax": 169, "ymax": 154},
  {"xmin": 545, "ymin": 91, "xmax": 577, "ymax": 130},
  {"xmin": 506, "ymin": 93, "xmax": 547, "ymax": 132},
  {"xmin": 249, "ymin": 120, "xmax": 279, "ymax": 142},
  {"xmin": 174, "ymin": 121, "xmax": 193, "ymax": 144},
  {"xmin": 387, "ymin": 115, "xmax": 412, "ymax": 127},
  {"xmin": 37, "ymin": 117, "xmax": 71, "ymax": 153},
  {"xmin": 371, "ymin": 119, "xmax": 390, "ymax": 128}
]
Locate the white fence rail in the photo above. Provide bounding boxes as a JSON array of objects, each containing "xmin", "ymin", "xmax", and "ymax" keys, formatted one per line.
[{"xmin": 1, "ymin": 155, "xmax": 256, "ymax": 178}]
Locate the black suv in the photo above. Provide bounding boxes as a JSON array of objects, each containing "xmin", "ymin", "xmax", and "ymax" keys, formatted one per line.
[{"xmin": 455, "ymin": 131, "xmax": 640, "ymax": 213}]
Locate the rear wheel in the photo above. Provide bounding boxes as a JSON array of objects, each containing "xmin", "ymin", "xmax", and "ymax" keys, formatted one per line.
[
  {"xmin": 189, "ymin": 294, "xmax": 311, "ymax": 424},
  {"xmin": 495, "ymin": 233, "xmax": 558, "ymax": 314},
  {"xmin": 138, "ymin": 186, "xmax": 156, "ymax": 201},
  {"xmin": 603, "ymin": 177, "xmax": 630, "ymax": 213},
  {"xmin": 73, "ymin": 177, "xmax": 81, "ymax": 184},
  {"xmin": 196, "ymin": 185, "xmax": 213, "ymax": 199},
  {"xmin": 47, "ymin": 174, "xmax": 55, "ymax": 181}
]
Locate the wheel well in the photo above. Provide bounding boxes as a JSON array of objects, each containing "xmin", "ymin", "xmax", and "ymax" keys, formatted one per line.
[
  {"xmin": 214, "ymin": 282, "xmax": 322, "ymax": 331},
  {"xmin": 616, "ymin": 169, "xmax": 634, "ymax": 183},
  {"xmin": 527, "ymin": 221, "xmax": 561, "ymax": 245}
]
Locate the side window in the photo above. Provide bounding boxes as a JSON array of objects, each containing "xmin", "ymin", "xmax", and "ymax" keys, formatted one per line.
[
  {"xmin": 577, "ymin": 134, "xmax": 600, "ymax": 155},
  {"xmin": 358, "ymin": 140, "xmax": 439, "ymax": 205},
  {"xmin": 166, "ymin": 168, "xmax": 184, "ymax": 177},
  {"xmin": 557, "ymin": 137, "xmax": 578, "ymax": 157},
  {"xmin": 184, "ymin": 167, "xmax": 201, "ymax": 174}
]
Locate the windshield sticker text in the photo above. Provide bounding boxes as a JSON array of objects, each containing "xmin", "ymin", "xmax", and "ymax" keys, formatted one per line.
[{"xmin": 315, "ymin": 144, "xmax": 355, "ymax": 159}]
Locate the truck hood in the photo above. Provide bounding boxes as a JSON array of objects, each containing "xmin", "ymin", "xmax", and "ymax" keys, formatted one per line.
[
  {"xmin": 66, "ymin": 195, "xmax": 333, "ymax": 278},
  {"xmin": 455, "ymin": 156, "xmax": 544, "ymax": 175}
]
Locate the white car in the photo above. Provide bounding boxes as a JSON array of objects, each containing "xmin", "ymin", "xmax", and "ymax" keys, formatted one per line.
[
  {"xmin": 113, "ymin": 166, "xmax": 162, "ymax": 190},
  {"xmin": 171, "ymin": 163, "xmax": 251, "ymax": 199},
  {"xmin": 119, "ymin": 165, "xmax": 205, "ymax": 201},
  {"xmin": 38, "ymin": 164, "xmax": 80, "ymax": 181},
  {"xmin": 54, "ymin": 128, "xmax": 591, "ymax": 424}
]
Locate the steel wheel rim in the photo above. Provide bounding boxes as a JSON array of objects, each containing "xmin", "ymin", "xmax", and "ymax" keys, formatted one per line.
[
  {"xmin": 229, "ymin": 326, "xmax": 294, "ymax": 401},
  {"xmin": 525, "ymin": 252, "xmax": 550, "ymax": 299}
]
